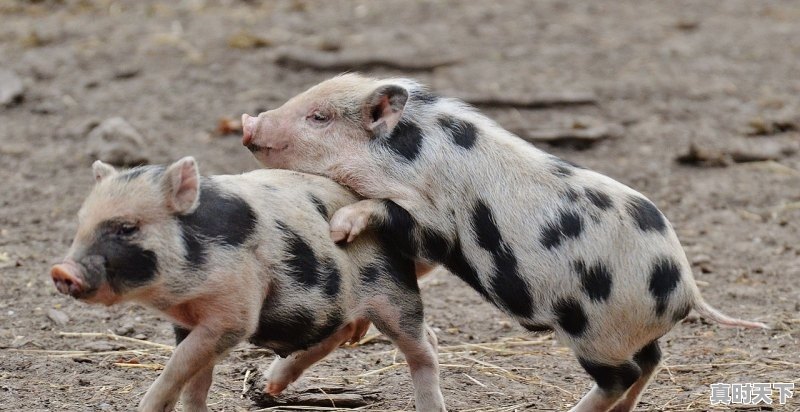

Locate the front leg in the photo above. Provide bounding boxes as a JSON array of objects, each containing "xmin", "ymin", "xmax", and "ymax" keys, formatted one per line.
[
  {"xmin": 331, "ymin": 199, "xmax": 454, "ymax": 264},
  {"xmin": 329, "ymin": 199, "xmax": 387, "ymax": 244},
  {"xmin": 330, "ymin": 199, "xmax": 420, "ymax": 255},
  {"xmin": 179, "ymin": 363, "xmax": 214, "ymax": 412},
  {"xmin": 138, "ymin": 325, "xmax": 244, "ymax": 412}
]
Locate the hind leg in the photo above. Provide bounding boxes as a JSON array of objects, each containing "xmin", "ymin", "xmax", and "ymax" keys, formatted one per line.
[
  {"xmin": 365, "ymin": 296, "xmax": 445, "ymax": 412},
  {"xmin": 570, "ymin": 357, "xmax": 641, "ymax": 412},
  {"xmin": 608, "ymin": 340, "xmax": 662, "ymax": 412},
  {"xmin": 264, "ymin": 322, "xmax": 358, "ymax": 395}
]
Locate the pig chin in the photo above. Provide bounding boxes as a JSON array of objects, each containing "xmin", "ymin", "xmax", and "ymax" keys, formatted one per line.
[
  {"xmin": 249, "ymin": 144, "xmax": 294, "ymax": 169},
  {"xmin": 80, "ymin": 283, "xmax": 122, "ymax": 306}
]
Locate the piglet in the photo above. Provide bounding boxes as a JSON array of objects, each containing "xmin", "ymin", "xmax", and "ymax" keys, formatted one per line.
[
  {"xmin": 241, "ymin": 74, "xmax": 769, "ymax": 412},
  {"xmin": 51, "ymin": 157, "xmax": 443, "ymax": 411}
]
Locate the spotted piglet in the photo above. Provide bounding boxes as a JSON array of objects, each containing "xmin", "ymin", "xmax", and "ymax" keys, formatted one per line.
[
  {"xmin": 50, "ymin": 158, "xmax": 444, "ymax": 412},
  {"xmin": 241, "ymin": 73, "xmax": 769, "ymax": 412}
]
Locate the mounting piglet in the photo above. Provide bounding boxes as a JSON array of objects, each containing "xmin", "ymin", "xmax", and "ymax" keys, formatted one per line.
[
  {"xmin": 241, "ymin": 74, "xmax": 768, "ymax": 412},
  {"xmin": 50, "ymin": 158, "xmax": 442, "ymax": 412}
]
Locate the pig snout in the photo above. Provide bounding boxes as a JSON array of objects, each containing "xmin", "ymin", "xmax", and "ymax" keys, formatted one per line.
[
  {"xmin": 242, "ymin": 113, "xmax": 256, "ymax": 147},
  {"xmin": 50, "ymin": 261, "xmax": 87, "ymax": 298}
]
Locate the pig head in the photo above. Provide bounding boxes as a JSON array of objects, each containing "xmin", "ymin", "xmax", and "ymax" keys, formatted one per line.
[
  {"xmin": 51, "ymin": 158, "xmax": 199, "ymax": 306},
  {"xmin": 241, "ymin": 75, "xmax": 411, "ymax": 197}
]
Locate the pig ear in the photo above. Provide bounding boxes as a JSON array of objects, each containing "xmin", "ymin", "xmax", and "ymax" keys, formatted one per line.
[
  {"xmin": 163, "ymin": 156, "xmax": 200, "ymax": 214},
  {"xmin": 92, "ymin": 160, "xmax": 117, "ymax": 182},
  {"xmin": 363, "ymin": 84, "xmax": 409, "ymax": 136}
]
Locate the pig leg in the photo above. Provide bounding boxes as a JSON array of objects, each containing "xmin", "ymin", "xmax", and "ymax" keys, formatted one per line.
[
  {"xmin": 179, "ymin": 363, "xmax": 214, "ymax": 412},
  {"xmin": 330, "ymin": 199, "xmax": 447, "ymax": 260},
  {"xmin": 138, "ymin": 325, "xmax": 244, "ymax": 412},
  {"xmin": 169, "ymin": 325, "xmax": 214, "ymax": 411},
  {"xmin": 608, "ymin": 341, "xmax": 662, "ymax": 412},
  {"xmin": 365, "ymin": 295, "xmax": 445, "ymax": 412},
  {"xmin": 329, "ymin": 199, "xmax": 384, "ymax": 243},
  {"xmin": 264, "ymin": 322, "xmax": 357, "ymax": 395},
  {"xmin": 347, "ymin": 317, "xmax": 371, "ymax": 344},
  {"xmin": 569, "ymin": 357, "xmax": 641, "ymax": 412}
]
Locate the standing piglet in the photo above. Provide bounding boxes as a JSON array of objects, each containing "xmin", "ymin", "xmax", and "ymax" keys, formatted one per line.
[
  {"xmin": 241, "ymin": 73, "xmax": 768, "ymax": 412},
  {"xmin": 50, "ymin": 157, "xmax": 444, "ymax": 411}
]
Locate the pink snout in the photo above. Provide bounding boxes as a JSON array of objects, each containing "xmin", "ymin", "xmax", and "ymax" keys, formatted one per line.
[
  {"xmin": 242, "ymin": 113, "xmax": 256, "ymax": 146},
  {"xmin": 50, "ymin": 261, "xmax": 86, "ymax": 298}
]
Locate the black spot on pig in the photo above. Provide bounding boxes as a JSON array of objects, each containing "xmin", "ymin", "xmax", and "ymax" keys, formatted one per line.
[
  {"xmin": 360, "ymin": 264, "xmax": 382, "ymax": 284},
  {"xmin": 180, "ymin": 231, "xmax": 205, "ymax": 270},
  {"xmin": 250, "ymin": 281, "xmax": 340, "ymax": 357},
  {"xmin": 554, "ymin": 164, "xmax": 573, "ymax": 177},
  {"xmin": 86, "ymin": 221, "xmax": 158, "ymax": 292},
  {"xmin": 362, "ymin": 240, "xmax": 417, "ymax": 291},
  {"xmin": 550, "ymin": 157, "xmax": 577, "ymax": 177},
  {"xmin": 178, "ymin": 180, "xmax": 258, "ymax": 268},
  {"xmin": 578, "ymin": 358, "xmax": 640, "ymax": 394},
  {"xmin": 277, "ymin": 221, "xmax": 320, "ymax": 287},
  {"xmin": 251, "ymin": 305, "xmax": 317, "ymax": 357},
  {"xmin": 472, "ymin": 200, "xmax": 534, "ymax": 318},
  {"xmin": 633, "ymin": 340, "xmax": 662, "ymax": 372},
  {"xmin": 541, "ymin": 210, "xmax": 584, "ymax": 249},
  {"xmin": 523, "ymin": 323, "xmax": 553, "ymax": 333},
  {"xmin": 173, "ymin": 325, "xmax": 190, "ymax": 345},
  {"xmin": 438, "ymin": 116, "xmax": 477, "ymax": 149},
  {"xmin": 626, "ymin": 196, "xmax": 666, "ymax": 233},
  {"xmin": 554, "ymin": 297, "xmax": 588, "ymax": 336},
  {"xmin": 379, "ymin": 200, "xmax": 420, "ymax": 257},
  {"xmin": 371, "ymin": 200, "xmax": 494, "ymax": 305},
  {"xmin": 308, "ymin": 194, "xmax": 328, "ymax": 218},
  {"xmin": 315, "ymin": 311, "xmax": 344, "ymax": 342},
  {"xmin": 563, "ymin": 186, "xmax": 581, "ymax": 202},
  {"xmin": 420, "ymin": 227, "xmax": 451, "ymax": 262},
  {"xmin": 585, "ymin": 188, "xmax": 613, "ymax": 210},
  {"xmin": 445, "ymin": 242, "xmax": 491, "ymax": 301},
  {"xmin": 649, "ymin": 257, "xmax": 682, "ymax": 316},
  {"xmin": 411, "ymin": 89, "xmax": 439, "ymax": 105},
  {"xmin": 574, "ymin": 260, "xmax": 613, "ymax": 302},
  {"xmin": 383, "ymin": 247, "xmax": 417, "ymax": 292},
  {"xmin": 397, "ymin": 295, "xmax": 425, "ymax": 338},
  {"xmin": 384, "ymin": 120, "xmax": 423, "ymax": 161},
  {"xmin": 321, "ymin": 260, "xmax": 341, "ymax": 297}
]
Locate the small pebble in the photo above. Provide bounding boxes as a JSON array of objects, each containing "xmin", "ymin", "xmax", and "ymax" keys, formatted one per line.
[
  {"xmin": 133, "ymin": 333, "xmax": 147, "ymax": 340},
  {"xmin": 85, "ymin": 117, "xmax": 150, "ymax": 166},
  {"xmin": 691, "ymin": 254, "xmax": 711, "ymax": 265},
  {"xmin": 47, "ymin": 308, "xmax": 69, "ymax": 326},
  {"xmin": 0, "ymin": 69, "xmax": 25, "ymax": 106},
  {"xmin": 115, "ymin": 323, "xmax": 135, "ymax": 336}
]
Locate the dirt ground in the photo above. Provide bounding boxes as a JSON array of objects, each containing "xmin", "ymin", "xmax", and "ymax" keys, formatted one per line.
[{"xmin": 1, "ymin": 1, "xmax": 799, "ymax": 411}]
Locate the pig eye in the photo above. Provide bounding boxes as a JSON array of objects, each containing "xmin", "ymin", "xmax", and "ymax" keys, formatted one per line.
[
  {"xmin": 307, "ymin": 111, "xmax": 331, "ymax": 125},
  {"xmin": 115, "ymin": 223, "xmax": 139, "ymax": 237}
]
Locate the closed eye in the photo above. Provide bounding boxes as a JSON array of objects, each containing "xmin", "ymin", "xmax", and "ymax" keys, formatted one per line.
[
  {"xmin": 116, "ymin": 224, "xmax": 139, "ymax": 237},
  {"xmin": 307, "ymin": 110, "xmax": 332, "ymax": 125}
]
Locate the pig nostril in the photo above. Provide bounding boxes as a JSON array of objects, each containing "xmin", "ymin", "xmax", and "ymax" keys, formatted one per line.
[{"xmin": 51, "ymin": 265, "xmax": 84, "ymax": 297}]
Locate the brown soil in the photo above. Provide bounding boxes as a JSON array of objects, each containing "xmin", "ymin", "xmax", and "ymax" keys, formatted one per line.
[{"xmin": 1, "ymin": 1, "xmax": 798, "ymax": 411}]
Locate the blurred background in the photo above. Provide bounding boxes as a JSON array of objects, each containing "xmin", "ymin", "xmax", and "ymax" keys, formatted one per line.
[{"xmin": 1, "ymin": 1, "xmax": 798, "ymax": 410}]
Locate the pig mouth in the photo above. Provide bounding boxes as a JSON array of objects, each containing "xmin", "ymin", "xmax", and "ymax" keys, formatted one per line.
[{"xmin": 246, "ymin": 143, "xmax": 290, "ymax": 155}]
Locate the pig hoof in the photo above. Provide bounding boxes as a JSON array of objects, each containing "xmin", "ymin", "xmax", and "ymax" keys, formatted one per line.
[
  {"xmin": 264, "ymin": 381, "xmax": 290, "ymax": 396},
  {"xmin": 330, "ymin": 206, "xmax": 370, "ymax": 243}
]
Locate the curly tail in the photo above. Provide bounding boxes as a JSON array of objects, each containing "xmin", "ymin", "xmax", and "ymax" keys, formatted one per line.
[{"xmin": 694, "ymin": 297, "xmax": 769, "ymax": 329}]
